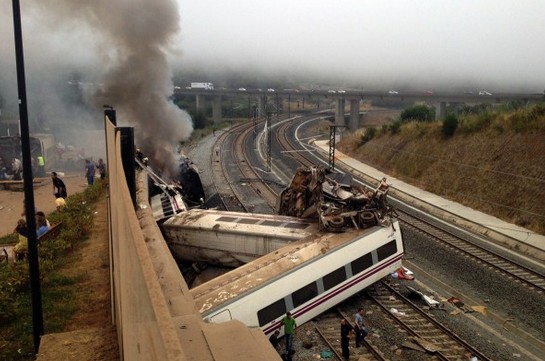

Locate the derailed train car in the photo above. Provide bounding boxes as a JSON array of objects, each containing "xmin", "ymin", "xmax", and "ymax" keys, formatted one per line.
[
  {"xmin": 190, "ymin": 218, "xmax": 404, "ymax": 337},
  {"xmin": 186, "ymin": 165, "xmax": 404, "ymax": 335},
  {"xmin": 178, "ymin": 155, "xmax": 205, "ymax": 206},
  {"xmin": 163, "ymin": 209, "xmax": 319, "ymax": 267},
  {"xmin": 278, "ymin": 165, "xmax": 395, "ymax": 231}
]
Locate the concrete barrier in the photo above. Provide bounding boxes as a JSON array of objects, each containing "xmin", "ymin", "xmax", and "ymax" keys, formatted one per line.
[{"xmin": 105, "ymin": 118, "xmax": 281, "ymax": 360}]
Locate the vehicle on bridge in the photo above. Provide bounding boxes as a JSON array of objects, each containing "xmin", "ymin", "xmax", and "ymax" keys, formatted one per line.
[{"xmin": 190, "ymin": 82, "xmax": 214, "ymax": 90}]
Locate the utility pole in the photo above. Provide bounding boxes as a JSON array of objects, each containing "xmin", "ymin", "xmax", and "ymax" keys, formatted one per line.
[
  {"xmin": 288, "ymin": 94, "xmax": 291, "ymax": 118},
  {"xmin": 266, "ymin": 110, "xmax": 272, "ymax": 172},
  {"xmin": 12, "ymin": 0, "xmax": 44, "ymax": 353},
  {"xmin": 328, "ymin": 125, "xmax": 346, "ymax": 171}
]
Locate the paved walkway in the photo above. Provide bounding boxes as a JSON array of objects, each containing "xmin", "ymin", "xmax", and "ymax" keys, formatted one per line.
[{"xmin": 314, "ymin": 140, "xmax": 545, "ymax": 260}]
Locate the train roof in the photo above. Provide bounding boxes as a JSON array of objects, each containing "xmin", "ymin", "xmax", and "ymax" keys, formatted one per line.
[
  {"xmin": 163, "ymin": 208, "xmax": 319, "ymax": 239},
  {"xmin": 190, "ymin": 220, "xmax": 400, "ymax": 314}
]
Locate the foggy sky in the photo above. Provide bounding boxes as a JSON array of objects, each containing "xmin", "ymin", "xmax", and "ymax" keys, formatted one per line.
[
  {"xmin": 176, "ymin": 0, "xmax": 545, "ymax": 92},
  {"xmin": 0, "ymin": 1, "xmax": 544, "ymax": 160}
]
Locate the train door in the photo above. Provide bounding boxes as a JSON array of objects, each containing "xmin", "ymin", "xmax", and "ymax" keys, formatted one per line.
[{"xmin": 208, "ymin": 309, "xmax": 232, "ymax": 323}]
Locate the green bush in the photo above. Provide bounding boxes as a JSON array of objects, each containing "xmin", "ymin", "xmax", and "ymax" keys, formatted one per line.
[
  {"xmin": 400, "ymin": 104, "xmax": 435, "ymax": 122},
  {"xmin": 0, "ymin": 180, "xmax": 105, "ymax": 360},
  {"xmin": 359, "ymin": 127, "xmax": 377, "ymax": 145},
  {"xmin": 389, "ymin": 120, "xmax": 402, "ymax": 134},
  {"xmin": 442, "ymin": 114, "xmax": 458, "ymax": 136}
]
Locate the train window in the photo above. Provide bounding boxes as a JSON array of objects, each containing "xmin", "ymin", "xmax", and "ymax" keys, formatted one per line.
[
  {"xmin": 257, "ymin": 298, "xmax": 286, "ymax": 326},
  {"xmin": 283, "ymin": 222, "xmax": 310, "ymax": 230},
  {"xmin": 216, "ymin": 216, "xmax": 237, "ymax": 223},
  {"xmin": 323, "ymin": 266, "xmax": 347, "ymax": 291},
  {"xmin": 351, "ymin": 252, "xmax": 373, "ymax": 275},
  {"xmin": 261, "ymin": 220, "xmax": 280, "ymax": 227},
  {"xmin": 238, "ymin": 218, "xmax": 259, "ymax": 225},
  {"xmin": 292, "ymin": 281, "xmax": 319, "ymax": 308},
  {"xmin": 377, "ymin": 240, "xmax": 397, "ymax": 261}
]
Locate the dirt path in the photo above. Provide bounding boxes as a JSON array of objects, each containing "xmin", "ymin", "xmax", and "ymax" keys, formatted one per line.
[
  {"xmin": 0, "ymin": 173, "xmax": 89, "ymax": 236},
  {"xmin": 36, "ymin": 194, "xmax": 120, "ymax": 360}
]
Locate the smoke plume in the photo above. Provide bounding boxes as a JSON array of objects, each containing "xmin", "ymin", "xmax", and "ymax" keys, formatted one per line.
[{"xmin": 30, "ymin": 0, "xmax": 193, "ymax": 178}]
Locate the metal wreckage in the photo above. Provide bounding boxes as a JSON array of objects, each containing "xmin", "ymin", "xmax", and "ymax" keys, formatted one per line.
[{"xmin": 277, "ymin": 165, "xmax": 397, "ymax": 232}]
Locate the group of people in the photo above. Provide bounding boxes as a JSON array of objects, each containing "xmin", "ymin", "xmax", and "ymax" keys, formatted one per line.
[
  {"xmin": 11, "ymin": 171, "xmax": 68, "ymax": 261},
  {"xmin": 340, "ymin": 308, "xmax": 368, "ymax": 359},
  {"xmin": 0, "ymin": 156, "xmax": 22, "ymax": 180},
  {"xmin": 85, "ymin": 158, "xmax": 106, "ymax": 186},
  {"xmin": 268, "ymin": 312, "xmax": 297, "ymax": 360},
  {"xmin": 12, "ymin": 211, "xmax": 51, "ymax": 261},
  {"xmin": 268, "ymin": 309, "xmax": 368, "ymax": 361}
]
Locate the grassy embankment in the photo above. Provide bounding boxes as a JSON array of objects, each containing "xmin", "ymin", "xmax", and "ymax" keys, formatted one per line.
[
  {"xmin": 338, "ymin": 102, "xmax": 545, "ymax": 235},
  {"xmin": 0, "ymin": 181, "xmax": 105, "ymax": 360}
]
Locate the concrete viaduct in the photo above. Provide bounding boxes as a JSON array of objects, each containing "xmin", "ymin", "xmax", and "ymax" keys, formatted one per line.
[{"xmin": 177, "ymin": 88, "xmax": 543, "ymax": 131}]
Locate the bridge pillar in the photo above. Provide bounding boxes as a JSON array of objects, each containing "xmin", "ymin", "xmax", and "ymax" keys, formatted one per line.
[
  {"xmin": 196, "ymin": 94, "xmax": 206, "ymax": 114},
  {"xmin": 335, "ymin": 98, "xmax": 346, "ymax": 126},
  {"xmin": 438, "ymin": 101, "xmax": 447, "ymax": 120},
  {"xmin": 258, "ymin": 95, "xmax": 267, "ymax": 118},
  {"xmin": 348, "ymin": 99, "xmax": 360, "ymax": 131},
  {"xmin": 212, "ymin": 95, "xmax": 222, "ymax": 124}
]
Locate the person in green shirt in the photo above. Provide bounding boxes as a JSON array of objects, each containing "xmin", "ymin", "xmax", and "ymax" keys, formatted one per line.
[
  {"xmin": 281, "ymin": 311, "xmax": 296, "ymax": 356},
  {"xmin": 37, "ymin": 155, "xmax": 45, "ymax": 177}
]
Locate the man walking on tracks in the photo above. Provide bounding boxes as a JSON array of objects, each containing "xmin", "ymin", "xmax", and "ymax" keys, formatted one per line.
[
  {"xmin": 281, "ymin": 312, "xmax": 297, "ymax": 357},
  {"xmin": 354, "ymin": 307, "xmax": 368, "ymax": 347},
  {"xmin": 340, "ymin": 318, "xmax": 354, "ymax": 360}
]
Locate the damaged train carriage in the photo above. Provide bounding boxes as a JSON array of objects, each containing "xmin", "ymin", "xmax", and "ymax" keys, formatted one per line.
[{"xmin": 277, "ymin": 166, "xmax": 396, "ymax": 232}]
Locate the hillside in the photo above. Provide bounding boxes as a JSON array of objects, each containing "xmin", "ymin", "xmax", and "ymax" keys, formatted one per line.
[{"xmin": 338, "ymin": 104, "xmax": 545, "ymax": 235}]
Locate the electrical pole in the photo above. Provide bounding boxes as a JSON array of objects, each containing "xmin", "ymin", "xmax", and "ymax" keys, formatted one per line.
[
  {"xmin": 266, "ymin": 110, "xmax": 272, "ymax": 172},
  {"xmin": 12, "ymin": 0, "xmax": 44, "ymax": 353},
  {"xmin": 328, "ymin": 125, "xmax": 346, "ymax": 171}
]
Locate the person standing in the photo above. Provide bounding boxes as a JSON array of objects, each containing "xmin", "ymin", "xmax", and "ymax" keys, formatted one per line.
[
  {"xmin": 51, "ymin": 172, "xmax": 67, "ymax": 199},
  {"xmin": 340, "ymin": 318, "xmax": 354, "ymax": 360},
  {"xmin": 12, "ymin": 157, "xmax": 22, "ymax": 180},
  {"xmin": 268, "ymin": 330, "xmax": 280, "ymax": 350},
  {"xmin": 281, "ymin": 312, "xmax": 297, "ymax": 356},
  {"xmin": 354, "ymin": 307, "xmax": 367, "ymax": 347},
  {"xmin": 37, "ymin": 155, "xmax": 46, "ymax": 177},
  {"xmin": 96, "ymin": 158, "xmax": 106, "ymax": 180},
  {"xmin": 0, "ymin": 156, "xmax": 6, "ymax": 180},
  {"xmin": 85, "ymin": 159, "xmax": 95, "ymax": 186}
]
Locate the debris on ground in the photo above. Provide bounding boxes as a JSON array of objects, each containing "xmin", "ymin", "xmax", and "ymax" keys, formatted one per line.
[{"xmin": 406, "ymin": 286, "xmax": 441, "ymax": 308}]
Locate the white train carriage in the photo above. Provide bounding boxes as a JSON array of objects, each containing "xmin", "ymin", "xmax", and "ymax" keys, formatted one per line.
[
  {"xmin": 162, "ymin": 209, "xmax": 319, "ymax": 267},
  {"xmin": 190, "ymin": 220, "xmax": 403, "ymax": 336}
]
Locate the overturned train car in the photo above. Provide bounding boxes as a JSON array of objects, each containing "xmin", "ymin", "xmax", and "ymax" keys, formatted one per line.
[{"xmin": 191, "ymin": 219, "xmax": 404, "ymax": 337}]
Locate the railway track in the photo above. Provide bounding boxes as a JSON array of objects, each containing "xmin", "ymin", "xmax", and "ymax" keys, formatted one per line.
[
  {"xmin": 211, "ymin": 122, "xmax": 249, "ymax": 212},
  {"xmin": 398, "ymin": 211, "xmax": 545, "ymax": 294},
  {"xmin": 367, "ymin": 282, "xmax": 491, "ymax": 361},
  {"xmin": 314, "ymin": 309, "xmax": 385, "ymax": 361},
  {"xmin": 274, "ymin": 116, "xmax": 545, "ymax": 296},
  {"xmin": 211, "ymin": 112, "xmax": 543, "ymax": 360},
  {"xmin": 237, "ymin": 117, "xmax": 280, "ymax": 212}
]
